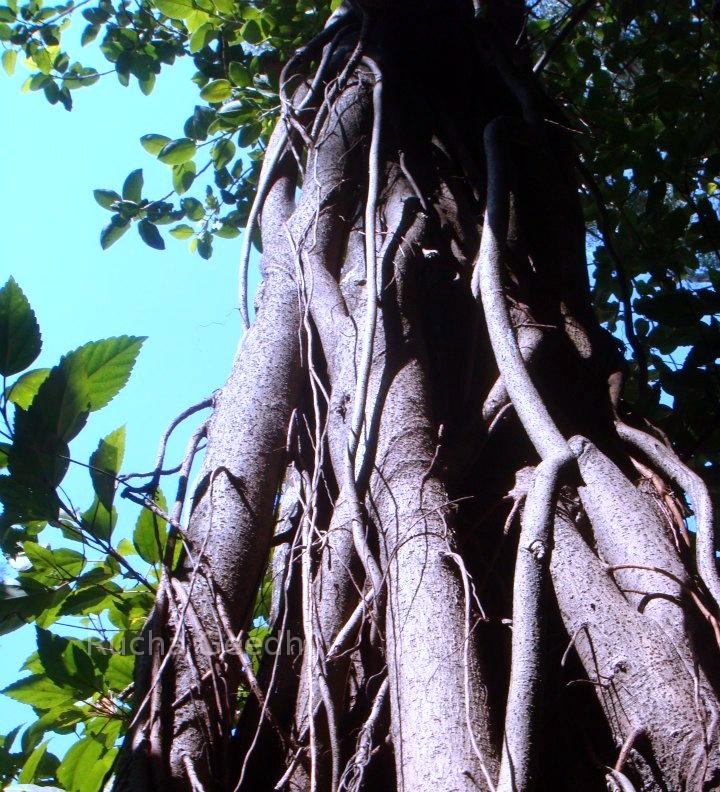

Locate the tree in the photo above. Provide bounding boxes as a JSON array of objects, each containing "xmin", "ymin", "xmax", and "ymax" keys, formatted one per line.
[{"xmin": 2, "ymin": 0, "xmax": 720, "ymax": 790}]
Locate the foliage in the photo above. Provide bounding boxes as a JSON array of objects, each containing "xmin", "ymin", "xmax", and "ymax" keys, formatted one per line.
[
  {"xmin": 3, "ymin": 0, "xmax": 718, "ymax": 484},
  {"xmin": 0, "ymin": 276, "xmax": 154, "ymax": 789},
  {"xmin": 0, "ymin": 275, "xmax": 278, "ymax": 787},
  {"xmin": 2, "ymin": 0, "xmax": 720, "ymax": 786}
]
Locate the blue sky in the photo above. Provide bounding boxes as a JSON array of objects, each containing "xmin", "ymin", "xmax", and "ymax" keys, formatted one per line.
[{"xmin": 0, "ymin": 41, "xmax": 259, "ymax": 741}]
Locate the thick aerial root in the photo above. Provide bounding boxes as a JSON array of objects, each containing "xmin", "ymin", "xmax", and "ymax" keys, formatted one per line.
[
  {"xmin": 616, "ymin": 421, "xmax": 720, "ymax": 610},
  {"xmin": 497, "ymin": 450, "xmax": 572, "ymax": 792},
  {"xmin": 551, "ymin": 506, "xmax": 720, "ymax": 790},
  {"xmin": 569, "ymin": 437, "xmax": 697, "ymax": 650},
  {"xmin": 238, "ymin": 5, "xmax": 355, "ymax": 329}
]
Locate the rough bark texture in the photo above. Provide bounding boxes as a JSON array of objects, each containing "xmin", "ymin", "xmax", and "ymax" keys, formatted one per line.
[{"xmin": 116, "ymin": 1, "xmax": 720, "ymax": 791}]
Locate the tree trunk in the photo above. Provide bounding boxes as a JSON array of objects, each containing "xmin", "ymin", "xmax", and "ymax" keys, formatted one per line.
[{"xmin": 115, "ymin": 1, "xmax": 720, "ymax": 790}]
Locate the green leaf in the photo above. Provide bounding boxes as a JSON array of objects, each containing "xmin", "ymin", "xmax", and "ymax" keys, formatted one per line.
[
  {"xmin": 133, "ymin": 490, "xmax": 168, "ymax": 564},
  {"xmin": 89, "ymin": 426, "xmax": 124, "ymax": 510},
  {"xmin": 181, "ymin": 197, "xmax": 204, "ymax": 221},
  {"xmin": 0, "ymin": 582, "xmax": 67, "ymax": 635},
  {"xmin": 189, "ymin": 21, "xmax": 213, "ymax": 53},
  {"xmin": 211, "ymin": 138, "xmax": 235, "ymax": 170},
  {"xmin": 5, "ymin": 368, "xmax": 50, "ymax": 409},
  {"xmin": 2, "ymin": 674, "xmax": 75, "ymax": 710},
  {"xmin": 172, "ymin": 161, "xmax": 196, "ymax": 195},
  {"xmin": 140, "ymin": 133, "xmax": 171, "ymax": 156},
  {"xmin": 2, "ymin": 48, "xmax": 16, "ymax": 76},
  {"xmin": 228, "ymin": 61, "xmax": 251, "ymax": 88},
  {"xmin": 21, "ymin": 543, "xmax": 85, "ymax": 586},
  {"xmin": 138, "ymin": 219, "xmax": 165, "ymax": 250},
  {"xmin": 93, "ymin": 189, "xmax": 120, "ymax": 210},
  {"xmin": 122, "ymin": 169, "xmax": 143, "ymax": 203},
  {"xmin": 158, "ymin": 137, "xmax": 196, "ymax": 165},
  {"xmin": 155, "ymin": 0, "xmax": 195, "ymax": 19},
  {"xmin": 81, "ymin": 499, "xmax": 117, "ymax": 544},
  {"xmin": 0, "ymin": 277, "xmax": 42, "ymax": 376},
  {"xmin": 36, "ymin": 627, "xmax": 97, "ymax": 694},
  {"xmin": 105, "ymin": 653, "xmax": 134, "ymax": 691},
  {"xmin": 67, "ymin": 336, "xmax": 145, "ymax": 412},
  {"xmin": 241, "ymin": 19, "xmax": 262, "ymax": 44},
  {"xmin": 139, "ymin": 72, "xmax": 155, "ymax": 96},
  {"xmin": 215, "ymin": 222, "xmax": 240, "ymax": 239},
  {"xmin": 238, "ymin": 122, "xmax": 261, "ymax": 148},
  {"xmin": 169, "ymin": 223, "xmax": 194, "ymax": 240},
  {"xmin": 17, "ymin": 740, "xmax": 48, "ymax": 784},
  {"xmin": 57, "ymin": 734, "xmax": 114, "ymax": 792},
  {"xmin": 200, "ymin": 79, "xmax": 232, "ymax": 103},
  {"xmin": 100, "ymin": 216, "xmax": 130, "ymax": 250},
  {"xmin": 81, "ymin": 22, "xmax": 100, "ymax": 46},
  {"xmin": 0, "ymin": 476, "xmax": 60, "ymax": 532}
]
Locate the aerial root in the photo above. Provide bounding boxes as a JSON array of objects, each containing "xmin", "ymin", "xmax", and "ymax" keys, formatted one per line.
[
  {"xmin": 120, "ymin": 396, "xmax": 212, "ymax": 494},
  {"xmin": 616, "ymin": 421, "xmax": 720, "ymax": 610},
  {"xmin": 338, "ymin": 677, "xmax": 389, "ymax": 792},
  {"xmin": 238, "ymin": 6, "xmax": 357, "ymax": 329},
  {"xmin": 497, "ymin": 452, "xmax": 572, "ymax": 792},
  {"xmin": 343, "ymin": 53, "xmax": 384, "ymax": 599}
]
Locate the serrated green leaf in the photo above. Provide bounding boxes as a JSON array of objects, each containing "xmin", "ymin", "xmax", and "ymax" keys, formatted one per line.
[
  {"xmin": 21, "ymin": 543, "xmax": 85, "ymax": 586},
  {"xmin": 0, "ymin": 277, "xmax": 42, "ymax": 376},
  {"xmin": 122, "ymin": 169, "xmax": 143, "ymax": 203},
  {"xmin": 155, "ymin": 0, "xmax": 195, "ymax": 19},
  {"xmin": 2, "ymin": 674, "xmax": 75, "ymax": 710},
  {"xmin": 140, "ymin": 133, "xmax": 171, "ymax": 156},
  {"xmin": 158, "ymin": 137, "xmax": 196, "ymax": 165},
  {"xmin": 5, "ymin": 368, "xmax": 50, "ymax": 409},
  {"xmin": 81, "ymin": 497, "xmax": 117, "ymax": 541},
  {"xmin": 17, "ymin": 740, "xmax": 48, "ymax": 784},
  {"xmin": 57, "ymin": 734, "xmax": 114, "ymax": 792},
  {"xmin": 106, "ymin": 653, "xmax": 134, "ymax": 691},
  {"xmin": 89, "ymin": 426, "xmax": 124, "ymax": 510},
  {"xmin": 0, "ymin": 476, "xmax": 59, "ymax": 533},
  {"xmin": 36, "ymin": 627, "xmax": 98, "ymax": 695},
  {"xmin": 67, "ymin": 336, "xmax": 145, "ymax": 412},
  {"xmin": 200, "ymin": 79, "xmax": 232, "ymax": 103}
]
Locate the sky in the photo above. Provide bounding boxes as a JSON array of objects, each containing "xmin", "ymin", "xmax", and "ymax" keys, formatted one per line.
[{"xmin": 0, "ymin": 39, "xmax": 260, "ymax": 744}]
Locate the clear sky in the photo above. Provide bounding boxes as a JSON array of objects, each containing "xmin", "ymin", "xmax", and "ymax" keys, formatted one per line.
[{"xmin": 0, "ymin": 41, "xmax": 260, "ymax": 743}]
